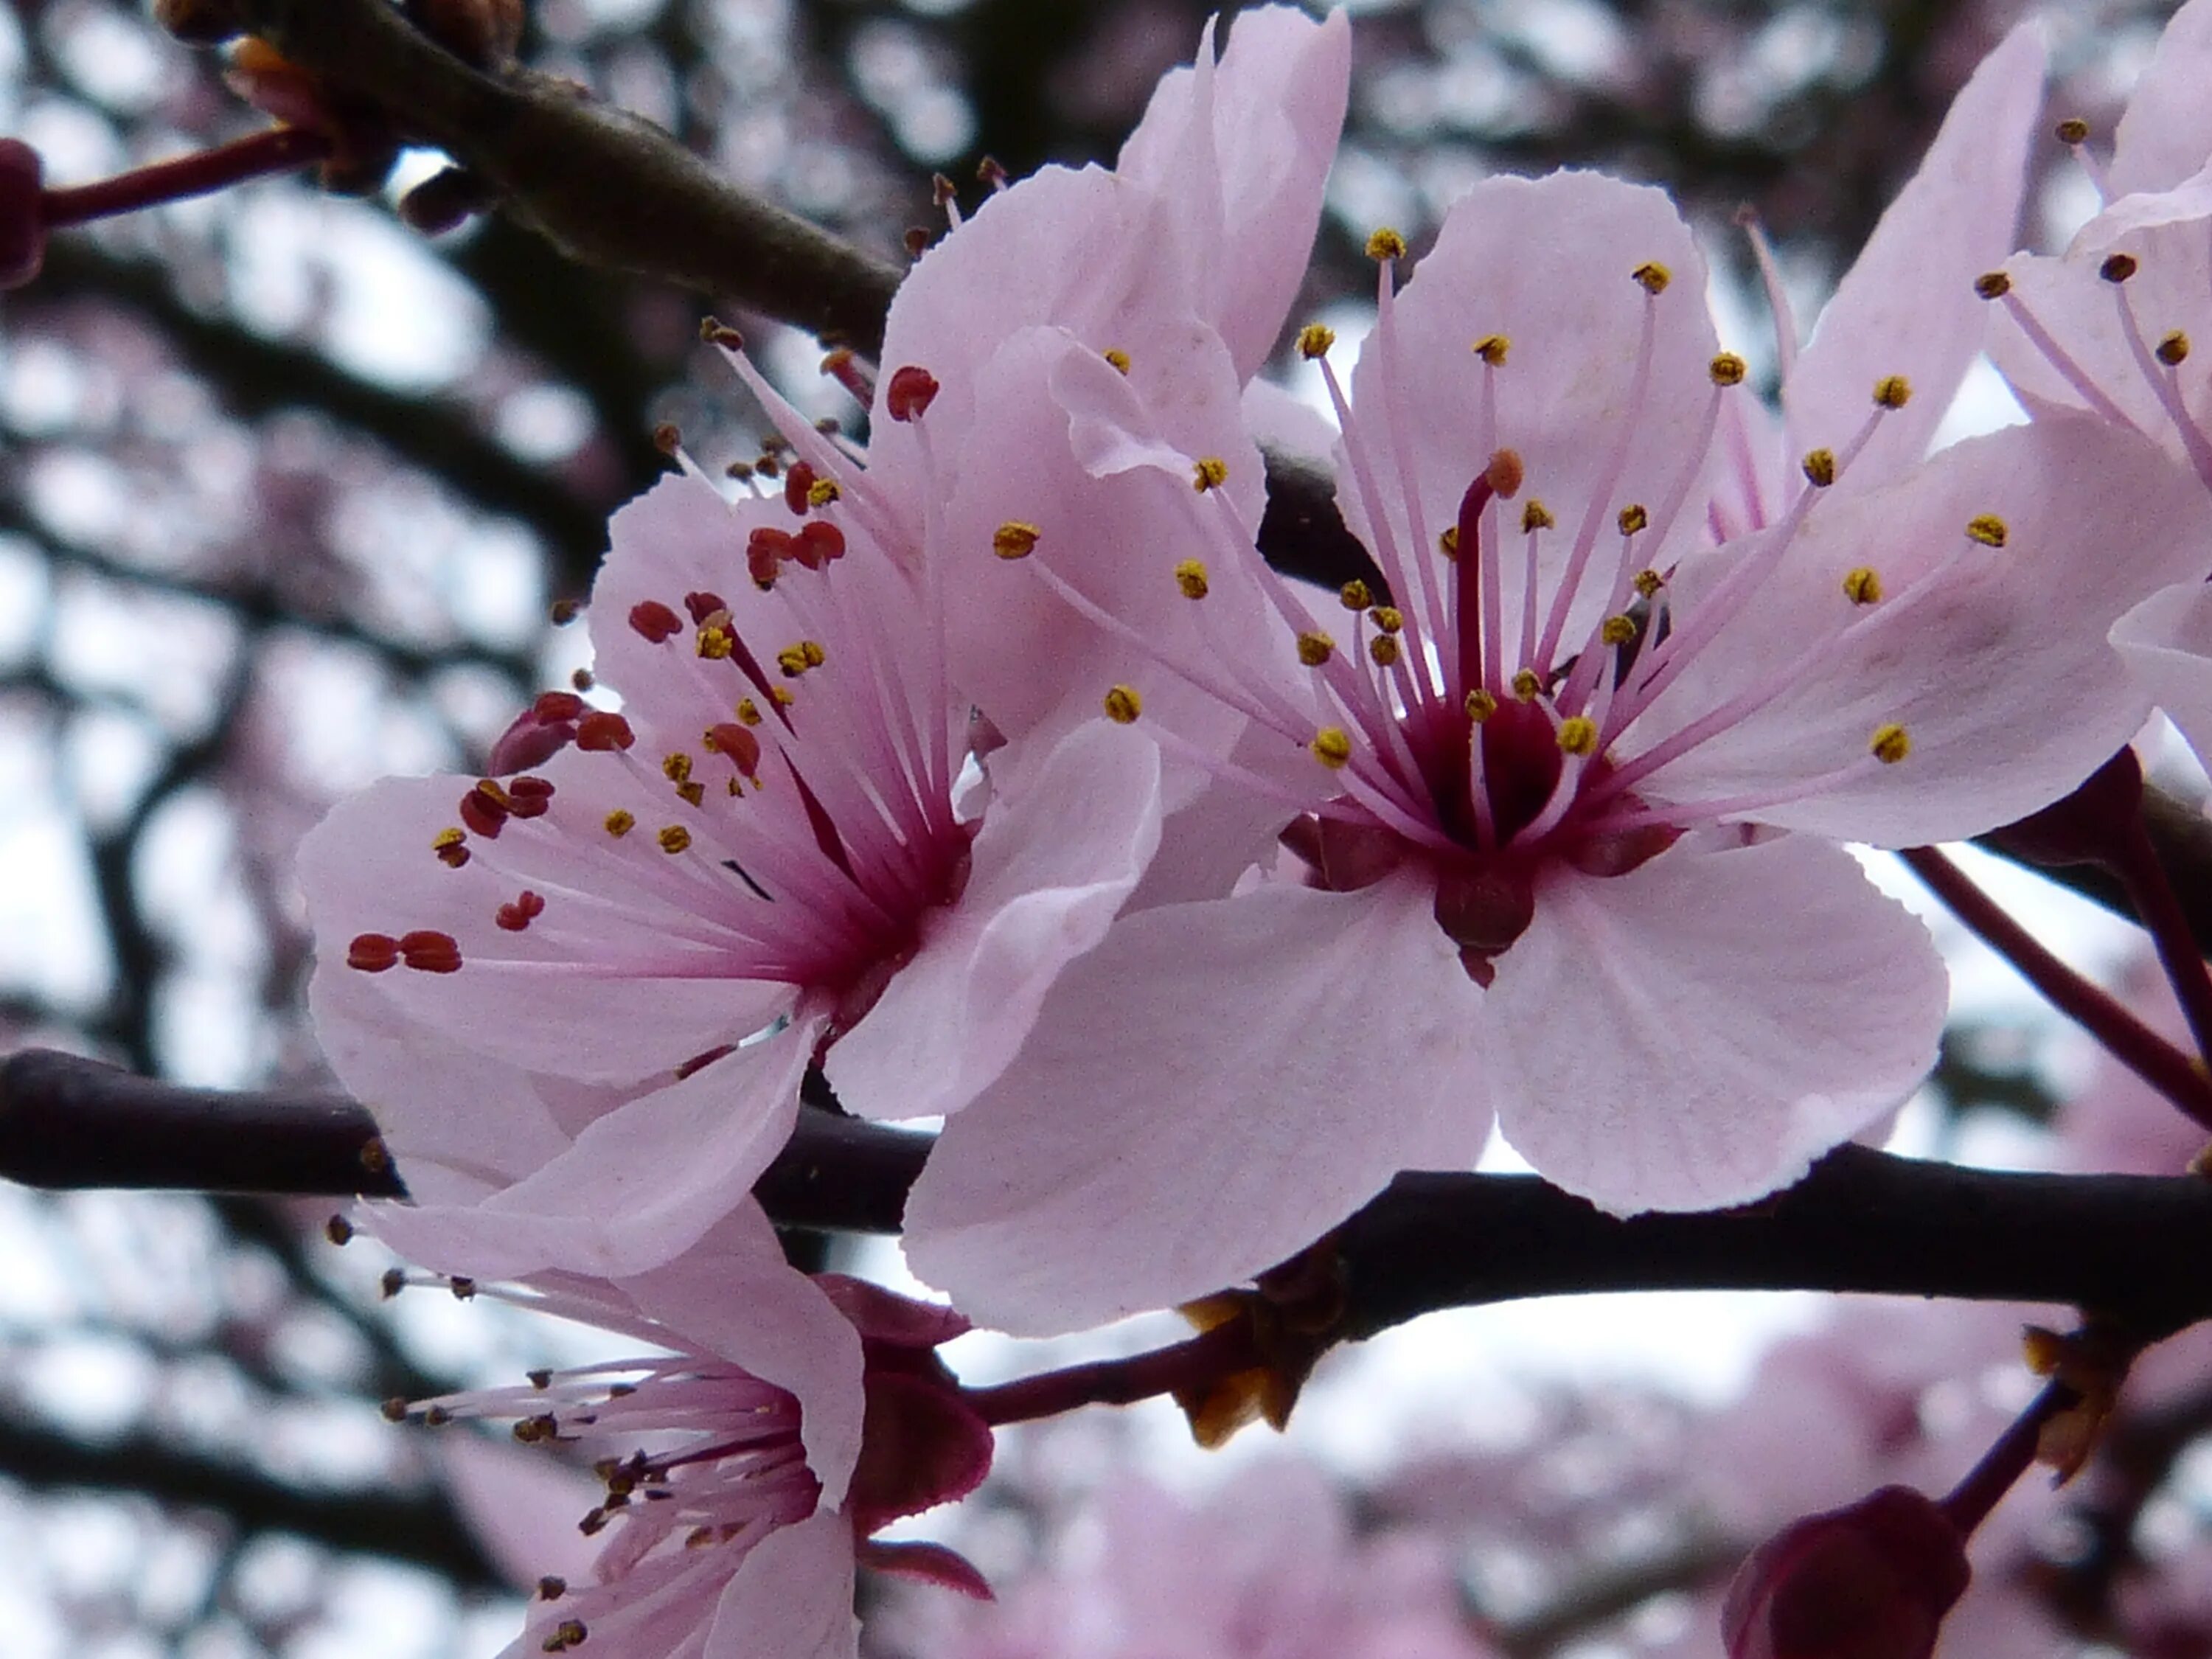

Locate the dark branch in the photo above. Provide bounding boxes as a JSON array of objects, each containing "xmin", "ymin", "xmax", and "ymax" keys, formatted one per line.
[
  {"xmin": 0, "ymin": 1413, "xmax": 505, "ymax": 1590},
  {"xmin": 10, "ymin": 1051, "xmax": 2212, "ymax": 1339},
  {"xmin": 1979, "ymin": 782, "xmax": 2212, "ymax": 954},
  {"xmin": 219, "ymin": 0, "xmax": 905, "ymax": 352}
]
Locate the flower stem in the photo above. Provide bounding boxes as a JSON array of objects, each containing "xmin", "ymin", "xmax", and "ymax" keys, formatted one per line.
[
  {"xmin": 1938, "ymin": 1379, "xmax": 2076, "ymax": 1535},
  {"xmin": 1899, "ymin": 845, "xmax": 2212, "ymax": 1130},
  {"xmin": 962, "ymin": 1318, "xmax": 1261, "ymax": 1427},
  {"xmin": 2113, "ymin": 810, "xmax": 2212, "ymax": 1070},
  {"xmin": 39, "ymin": 126, "xmax": 332, "ymax": 229}
]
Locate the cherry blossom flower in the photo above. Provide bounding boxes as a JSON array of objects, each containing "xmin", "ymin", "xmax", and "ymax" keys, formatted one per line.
[
  {"xmin": 896, "ymin": 49, "xmax": 2212, "ymax": 1335},
  {"xmin": 385, "ymin": 1211, "xmax": 992, "ymax": 1659},
  {"xmin": 302, "ymin": 468, "xmax": 1163, "ymax": 1281}
]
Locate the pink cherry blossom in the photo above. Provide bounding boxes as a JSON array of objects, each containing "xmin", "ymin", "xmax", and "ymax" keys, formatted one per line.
[
  {"xmin": 387, "ymin": 1210, "xmax": 992, "ymax": 1659},
  {"xmin": 898, "ymin": 170, "xmax": 2212, "ymax": 1332},
  {"xmin": 302, "ymin": 466, "xmax": 1162, "ymax": 1281}
]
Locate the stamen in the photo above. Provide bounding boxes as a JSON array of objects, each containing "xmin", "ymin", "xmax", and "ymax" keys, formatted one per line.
[
  {"xmin": 1174, "ymin": 559, "xmax": 1209, "ymax": 598},
  {"xmin": 1310, "ymin": 727, "xmax": 1354, "ymax": 768},
  {"xmin": 1869, "ymin": 723, "xmax": 1911, "ymax": 763},
  {"xmin": 1842, "ymin": 567, "xmax": 1884, "ymax": 604},
  {"xmin": 992, "ymin": 521, "xmax": 1040, "ymax": 560},
  {"xmin": 1298, "ymin": 324, "xmax": 1336, "ymax": 358},
  {"xmin": 1103, "ymin": 685, "xmax": 1142, "ymax": 724}
]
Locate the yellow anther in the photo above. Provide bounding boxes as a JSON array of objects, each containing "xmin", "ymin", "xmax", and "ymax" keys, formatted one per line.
[
  {"xmin": 992, "ymin": 521, "xmax": 1040, "ymax": 560},
  {"xmin": 1437, "ymin": 526, "xmax": 1459, "ymax": 560},
  {"xmin": 431, "ymin": 827, "xmax": 465, "ymax": 852},
  {"xmin": 1709, "ymin": 352, "xmax": 1747, "ymax": 386},
  {"xmin": 727, "ymin": 776, "xmax": 745, "ymax": 796},
  {"xmin": 697, "ymin": 622, "xmax": 734, "ymax": 660},
  {"xmin": 1472, "ymin": 334, "xmax": 1509, "ymax": 366},
  {"xmin": 2100, "ymin": 252, "xmax": 2138, "ymax": 283},
  {"xmin": 1338, "ymin": 580, "xmax": 1372, "ymax": 611},
  {"xmin": 1557, "ymin": 716, "xmax": 1598, "ymax": 756},
  {"xmin": 1175, "ymin": 559, "xmax": 1210, "ymax": 599},
  {"xmin": 1599, "ymin": 613, "xmax": 1638, "ymax": 646},
  {"xmin": 603, "ymin": 810, "xmax": 635, "ymax": 838},
  {"xmin": 1842, "ymin": 567, "xmax": 1883, "ymax": 605},
  {"xmin": 1297, "ymin": 323, "xmax": 1336, "ymax": 359},
  {"xmin": 658, "ymin": 824, "xmax": 692, "ymax": 853},
  {"xmin": 1310, "ymin": 726, "xmax": 1354, "ymax": 768},
  {"xmin": 734, "ymin": 698, "xmax": 762, "ymax": 726},
  {"xmin": 1368, "ymin": 634, "xmax": 1402, "ymax": 667},
  {"xmin": 1102, "ymin": 347, "xmax": 1132, "ymax": 374},
  {"xmin": 2159, "ymin": 331, "xmax": 2191, "ymax": 366},
  {"xmin": 1192, "ymin": 456, "xmax": 1230, "ymax": 492},
  {"xmin": 1617, "ymin": 503, "xmax": 1649, "ymax": 536},
  {"xmin": 1872, "ymin": 375, "xmax": 1912, "ymax": 408},
  {"xmin": 1465, "ymin": 689, "xmax": 1498, "ymax": 722},
  {"xmin": 1868, "ymin": 723, "xmax": 1910, "ymax": 765},
  {"xmin": 1102, "ymin": 684, "xmax": 1142, "ymax": 724},
  {"xmin": 1297, "ymin": 630, "xmax": 1335, "ymax": 667},
  {"xmin": 1965, "ymin": 514, "xmax": 2008, "ymax": 548},
  {"xmin": 806, "ymin": 476, "xmax": 841, "ymax": 507},
  {"xmin": 1801, "ymin": 448, "xmax": 1836, "ymax": 487},
  {"xmin": 1486, "ymin": 448, "xmax": 1524, "ymax": 498},
  {"xmin": 771, "ymin": 686, "xmax": 794, "ymax": 706},
  {"xmin": 1632, "ymin": 261, "xmax": 1672, "ymax": 295},
  {"xmin": 1632, "ymin": 568, "xmax": 1663, "ymax": 598},
  {"xmin": 775, "ymin": 641, "xmax": 826, "ymax": 677},
  {"xmin": 1371, "ymin": 606, "xmax": 1403, "ymax": 635},
  {"xmin": 662, "ymin": 753, "xmax": 693, "ymax": 784},
  {"xmin": 2055, "ymin": 116, "xmax": 2090, "ymax": 145},
  {"xmin": 1521, "ymin": 499, "xmax": 1555, "ymax": 533},
  {"xmin": 1366, "ymin": 227, "xmax": 1408, "ymax": 261},
  {"xmin": 675, "ymin": 780, "xmax": 705, "ymax": 807},
  {"xmin": 1974, "ymin": 271, "xmax": 2011, "ymax": 299},
  {"xmin": 1511, "ymin": 668, "xmax": 1543, "ymax": 700}
]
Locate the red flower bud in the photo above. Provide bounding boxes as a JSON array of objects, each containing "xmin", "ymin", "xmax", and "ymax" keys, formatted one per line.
[{"xmin": 1722, "ymin": 1486, "xmax": 1971, "ymax": 1659}]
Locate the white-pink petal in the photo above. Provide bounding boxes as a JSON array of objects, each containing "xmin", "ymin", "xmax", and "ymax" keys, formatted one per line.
[
  {"xmin": 703, "ymin": 1509, "xmax": 860, "ymax": 1659},
  {"xmin": 2111, "ymin": 0, "xmax": 2212, "ymax": 197},
  {"xmin": 2114, "ymin": 578, "xmax": 2212, "ymax": 765},
  {"xmin": 1781, "ymin": 24, "xmax": 2045, "ymax": 498},
  {"xmin": 1490, "ymin": 834, "xmax": 1945, "ymax": 1213},
  {"xmin": 827, "ymin": 719, "xmax": 1163, "ymax": 1122},
  {"xmin": 901, "ymin": 872, "xmax": 1490, "ymax": 1336}
]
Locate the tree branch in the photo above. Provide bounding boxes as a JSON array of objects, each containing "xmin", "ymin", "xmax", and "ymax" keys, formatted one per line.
[
  {"xmin": 1978, "ymin": 782, "xmax": 2212, "ymax": 954},
  {"xmin": 10, "ymin": 1051, "xmax": 2212, "ymax": 1338},
  {"xmin": 218, "ymin": 0, "xmax": 905, "ymax": 352}
]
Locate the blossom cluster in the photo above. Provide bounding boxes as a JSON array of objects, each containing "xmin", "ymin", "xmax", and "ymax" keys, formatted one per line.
[{"xmin": 282, "ymin": 2, "xmax": 2212, "ymax": 1654}]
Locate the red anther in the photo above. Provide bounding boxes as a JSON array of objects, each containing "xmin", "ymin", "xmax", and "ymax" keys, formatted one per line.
[
  {"xmin": 627, "ymin": 600, "xmax": 684, "ymax": 643},
  {"xmin": 0, "ymin": 140, "xmax": 46, "ymax": 291},
  {"xmin": 505, "ymin": 776, "xmax": 554, "ymax": 818},
  {"xmin": 793, "ymin": 521, "xmax": 846, "ymax": 569},
  {"xmin": 459, "ymin": 787, "xmax": 508, "ymax": 838},
  {"xmin": 784, "ymin": 461, "xmax": 817, "ymax": 515},
  {"xmin": 494, "ymin": 890, "xmax": 546, "ymax": 932},
  {"xmin": 487, "ymin": 704, "xmax": 574, "ymax": 775},
  {"xmin": 674, "ymin": 1043, "xmax": 734, "ymax": 1081},
  {"xmin": 435, "ymin": 839, "xmax": 470, "ymax": 869},
  {"xmin": 748, "ymin": 526, "xmax": 793, "ymax": 587},
  {"xmin": 532, "ymin": 691, "xmax": 585, "ymax": 723},
  {"xmin": 709, "ymin": 722, "xmax": 763, "ymax": 776},
  {"xmin": 885, "ymin": 366, "xmax": 941, "ymax": 422},
  {"xmin": 347, "ymin": 933, "xmax": 400, "ymax": 972},
  {"xmin": 684, "ymin": 591, "xmax": 727, "ymax": 625},
  {"xmin": 397, "ymin": 930, "xmax": 464, "ymax": 973},
  {"xmin": 576, "ymin": 711, "xmax": 636, "ymax": 751}
]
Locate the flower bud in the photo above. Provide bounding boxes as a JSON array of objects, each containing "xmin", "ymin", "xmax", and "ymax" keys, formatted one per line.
[
  {"xmin": 1, "ymin": 140, "xmax": 46, "ymax": 290},
  {"xmin": 1722, "ymin": 1486, "xmax": 1971, "ymax": 1659}
]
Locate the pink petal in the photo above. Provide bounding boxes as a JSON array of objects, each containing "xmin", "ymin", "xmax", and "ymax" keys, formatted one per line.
[
  {"xmin": 826, "ymin": 719, "xmax": 1164, "ymax": 1122},
  {"xmin": 1114, "ymin": 6, "xmax": 1351, "ymax": 378},
  {"xmin": 1643, "ymin": 417, "xmax": 2211, "ymax": 846},
  {"xmin": 934, "ymin": 323, "xmax": 1290, "ymax": 762},
  {"xmin": 2112, "ymin": 0, "xmax": 2212, "ymax": 196},
  {"xmin": 813, "ymin": 1274, "xmax": 970, "ymax": 1349},
  {"xmin": 366, "ymin": 1018, "xmax": 816, "ymax": 1280},
  {"xmin": 299, "ymin": 771, "xmax": 796, "ymax": 1085},
  {"xmin": 1782, "ymin": 25, "xmax": 2045, "ymax": 498},
  {"xmin": 615, "ymin": 1205, "xmax": 870, "ymax": 1506},
  {"xmin": 434, "ymin": 1431, "xmax": 604, "ymax": 1592},
  {"xmin": 2113, "ymin": 579, "xmax": 2212, "ymax": 764},
  {"xmin": 1491, "ymin": 835, "xmax": 1945, "ymax": 1213},
  {"xmin": 1992, "ymin": 169, "xmax": 2212, "ymax": 463},
  {"xmin": 703, "ymin": 1508, "xmax": 860, "ymax": 1659},
  {"xmin": 1345, "ymin": 172, "xmax": 1720, "ymax": 647},
  {"xmin": 900, "ymin": 872, "xmax": 1490, "ymax": 1337}
]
